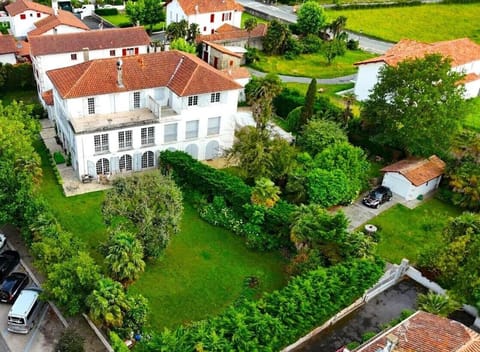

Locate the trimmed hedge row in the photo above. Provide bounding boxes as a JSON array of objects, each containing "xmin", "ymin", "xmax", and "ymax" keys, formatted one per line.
[
  {"xmin": 138, "ymin": 258, "xmax": 385, "ymax": 351},
  {"xmin": 159, "ymin": 150, "xmax": 251, "ymax": 215}
]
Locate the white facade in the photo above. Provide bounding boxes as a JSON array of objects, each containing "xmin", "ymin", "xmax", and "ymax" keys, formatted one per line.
[
  {"xmin": 382, "ymin": 172, "xmax": 442, "ymax": 201},
  {"xmin": 0, "ymin": 52, "xmax": 16, "ymax": 64},
  {"xmin": 9, "ymin": 10, "xmax": 50, "ymax": 38},
  {"xmin": 51, "ymin": 84, "xmax": 239, "ymax": 179},
  {"xmin": 166, "ymin": 0, "xmax": 242, "ymax": 35},
  {"xmin": 32, "ymin": 45, "xmax": 150, "ymax": 106}
]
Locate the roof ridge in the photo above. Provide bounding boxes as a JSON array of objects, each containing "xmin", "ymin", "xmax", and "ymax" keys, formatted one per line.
[{"xmin": 64, "ymin": 61, "xmax": 95, "ymax": 98}]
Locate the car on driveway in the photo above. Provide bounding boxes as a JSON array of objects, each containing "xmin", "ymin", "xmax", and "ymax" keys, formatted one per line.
[
  {"xmin": 363, "ymin": 186, "xmax": 393, "ymax": 208},
  {"xmin": 0, "ymin": 272, "xmax": 29, "ymax": 304},
  {"xmin": 0, "ymin": 251, "xmax": 20, "ymax": 283}
]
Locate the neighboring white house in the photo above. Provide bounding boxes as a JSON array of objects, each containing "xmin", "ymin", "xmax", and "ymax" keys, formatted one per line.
[
  {"xmin": 46, "ymin": 50, "xmax": 242, "ymax": 180},
  {"xmin": 0, "ymin": 34, "xmax": 17, "ymax": 64},
  {"xmin": 381, "ymin": 155, "xmax": 445, "ymax": 201},
  {"xmin": 354, "ymin": 38, "xmax": 480, "ymax": 101},
  {"xmin": 5, "ymin": 0, "xmax": 87, "ymax": 38},
  {"xmin": 166, "ymin": 0, "xmax": 243, "ymax": 35},
  {"xmin": 29, "ymin": 27, "xmax": 151, "ymax": 106}
]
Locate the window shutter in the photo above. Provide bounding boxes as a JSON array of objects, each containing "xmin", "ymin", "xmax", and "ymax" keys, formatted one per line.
[
  {"xmin": 135, "ymin": 47, "xmax": 139, "ymax": 55},
  {"xmin": 122, "ymin": 48, "xmax": 127, "ymax": 56}
]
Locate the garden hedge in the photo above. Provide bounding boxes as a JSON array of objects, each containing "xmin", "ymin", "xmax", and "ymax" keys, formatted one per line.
[{"xmin": 138, "ymin": 257, "xmax": 385, "ymax": 351}]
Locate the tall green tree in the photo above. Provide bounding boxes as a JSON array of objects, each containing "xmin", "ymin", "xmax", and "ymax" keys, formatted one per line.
[
  {"xmin": 104, "ymin": 231, "xmax": 145, "ymax": 286},
  {"xmin": 244, "ymin": 17, "xmax": 258, "ymax": 48},
  {"xmin": 103, "ymin": 173, "xmax": 183, "ymax": 258},
  {"xmin": 298, "ymin": 119, "xmax": 348, "ymax": 156},
  {"xmin": 86, "ymin": 278, "xmax": 130, "ymax": 329},
  {"xmin": 125, "ymin": 0, "xmax": 164, "ymax": 34},
  {"xmin": 328, "ymin": 16, "xmax": 347, "ymax": 40},
  {"xmin": 322, "ymin": 38, "xmax": 346, "ymax": 64},
  {"xmin": 166, "ymin": 19, "xmax": 188, "ymax": 41},
  {"xmin": 169, "ymin": 38, "xmax": 196, "ymax": 54},
  {"xmin": 361, "ymin": 54, "xmax": 467, "ymax": 157},
  {"xmin": 263, "ymin": 20, "xmax": 292, "ymax": 55},
  {"xmin": 298, "ymin": 78, "xmax": 317, "ymax": 131},
  {"xmin": 296, "ymin": 0, "xmax": 327, "ymax": 36}
]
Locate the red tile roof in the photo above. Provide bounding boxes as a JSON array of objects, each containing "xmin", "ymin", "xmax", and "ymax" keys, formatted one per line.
[
  {"xmin": 29, "ymin": 27, "xmax": 151, "ymax": 56},
  {"xmin": 28, "ymin": 9, "xmax": 89, "ymax": 36},
  {"xmin": 42, "ymin": 89, "xmax": 53, "ymax": 105},
  {"xmin": 0, "ymin": 34, "xmax": 17, "ymax": 54},
  {"xmin": 381, "ymin": 155, "xmax": 445, "ymax": 186},
  {"xmin": 355, "ymin": 311, "xmax": 480, "ymax": 352},
  {"xmin": 173, "ymin": 0, "xmax": 243, "ymax": 15},
  {"xmin": 15, "ymin": 39, "xmax": 30, "ymax": 56},
  {"xmin": 197, "ymin": 23, "xmax": 267, "ymax": 43},
  {"xmin": 6, "ymin": 0, "xmax": 53, "ymax": 16},
  {"xmin": 47, "ymin": 50, "xmax": 242, "ymax": 99},
  {"xmin": 222, "ymin": 66, "xmax": 250, "ymax": 80},
  {"xmin": 355, "ymin": 38, "xmax": 480, "ymax": 67},
  {"xmin": 204, "ymin": 40, "xmax": 242, "ymax": 58}
]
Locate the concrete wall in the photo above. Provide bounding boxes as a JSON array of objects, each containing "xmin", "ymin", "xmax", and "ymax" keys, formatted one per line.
[{"xmin": 354, "ymin": 61, "xmax": 384, "ymax": 101}]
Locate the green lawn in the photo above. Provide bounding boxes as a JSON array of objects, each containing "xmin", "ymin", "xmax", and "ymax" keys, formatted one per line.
[
  {"xmin": 251, "ymin": 50, "xmax": 375, "ymax": 79},
  {"xmin": 329, "ymin": 3, "xmax": 480, "ymax": 43},
  {"xmin": 129, "ymin": 203, "xmax": 286, "ymax": 329},
  {"xmin": 241, "ymin": 12, "xmax": 268, "ymax": 28},
  {"xmin": 35, "ymin": 139, "xmax": 286, "ymax": 330},
  {"xmin": 101, "ymin": 12, "xmax": 165, "ymax": 31},
  {"xmin": 464, "ymin": 97, "xmax": 480, "ymax": 132},
  {"xmin": 367, "ymin": 199, "xmax": 461, "ymax": 265}
]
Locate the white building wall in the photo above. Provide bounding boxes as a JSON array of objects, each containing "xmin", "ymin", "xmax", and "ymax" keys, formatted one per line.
[
  {"xmin": 464, "ymin": 80, "xmax": 480, "ymax": 99},
  {"xmin": 40, "ymin": 24, "xmax": 87, "ymax": 36},
  {"xmin": 166, "ymin": 0, "xmax": 186, "ymax": 28},
  {"xmin": 354, "ymin": 62, "xmax": 384, "ymax": 102},
  {"xmin": 10, "ymin": 10, "xmax": 50, "ymax": 38},
  {"xmin": 382, "ymin": 172, "xmax": 412, "ymax": 200},
  {"xmin": 0, "ymin": 52, "xmax": 16, "ymax": 64},
  {"xmin": 408, "ymin": 175, "xmax": 442, "ymax": 200}
]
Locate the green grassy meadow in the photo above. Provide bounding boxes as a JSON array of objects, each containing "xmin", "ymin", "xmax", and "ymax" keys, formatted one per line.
[
  {"xmin": 329, "ymin": 3, "xmax": 480, "ymax": 43},
  {"xmin": 368, "ymin": 199, "xmax": 461, "ymax": 264},
  {"xmin": 251, "ymin": 50, "xmax": 375, "ymax": 78}
]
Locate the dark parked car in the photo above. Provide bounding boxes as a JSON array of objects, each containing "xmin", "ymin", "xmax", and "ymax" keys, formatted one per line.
[
  {"xmin": 363, "ymin": 186, "xmax": 393, "ymax": 208},
  {"xmin": 0, "ymin": 250, "xmax": 20, "ymax": 283},
  {"xmin": 0, "ymin": 272, "xmax": 29, "ymax": 303}
]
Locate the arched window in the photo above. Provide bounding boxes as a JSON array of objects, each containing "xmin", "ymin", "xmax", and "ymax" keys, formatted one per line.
[
  {"xmin": 119, "ymin": 154, "xmax": 132, "ymax": 171},
  {"xmin": 96, "ymin": 158, "xmax": 110, "ymax": 174},
  {"xmin": 141, "ymin": 151, "xmax": 154, "ymax": 168}
]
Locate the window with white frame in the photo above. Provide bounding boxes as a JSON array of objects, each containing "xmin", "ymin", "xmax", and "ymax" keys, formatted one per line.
[
  {"xmin": 164, "ymin": 123, "xmax": 178, "ymax": 143},
  {"xmin": 141, "ymin": 151, "xmax": 154, "ymax": 168},
  {"xmin": 96, "ymin": 158, "xmax": 110, "ymax": 174},
  {"xmin": 133, "ymin": 92, "xmax": 141, "ymax": 109},
  {"xmin": 207, "ymin": 117, "xmax": 220, "ymax": 135},
  {"xmin": 118, "ymin": 130, "xmax": 132, "ymax": 149},
  {"xmin": 87, "ymin": 97, "xmax": 95, "ymax": 114},
  {"xmin": 210, "ymin": 92, "xmax": 220, "ymax": 103},
  {"xmin": 188, "ymin": 95, "xmax": 198, "ymax": 106},
  {"xmin": 141, "ymin": 127, "xmax": 154, "ymax": 145},
  {"xmin": 119, "ymin": 154, "xmax": 132, "ymax": 171},
  {"xmin": 185, "ymin": 120, "xmax": 199, "ymax": 139},
  {"xmin": 94, "ymin": 134, "xmax": 109, "ymax": 153}
]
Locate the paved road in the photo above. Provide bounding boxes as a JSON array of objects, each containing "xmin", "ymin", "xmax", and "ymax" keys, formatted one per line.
[{"xmin": 236, "ymin": 0, "xmax": 394, "ymax": 54}]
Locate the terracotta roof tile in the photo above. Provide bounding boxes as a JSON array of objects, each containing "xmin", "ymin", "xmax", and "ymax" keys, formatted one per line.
[
  {"xmin": 197, "ymin": 23, "xmax": 267, "ymax": 43},
  {"xmin": 381, "ymin": 155, "xmax": 445, "ymax": 186},
  {"xmin": 355, "ymin": 38, "xmax": 480, "ymax": 67},
  {"xmin": 203, "ymin": 40, "xmax": 242, "ymax": 58},
  {"xmin": 28, "ymin": 9, "xmax": 89, "ymax": 36},
  {"xmin": 461, "ymin": 73, "xmax": 480, "ymax": 84},
  {"xmin": 0, "ymin": 34, "xmax": 17, "ymax": 54},
  {"xmin": 29, "ymin": 27, "xmax": 150, "ymax": 56},
  {"xmin": 173, "ymin": 0, "xmax": 243, "ymax": 15},
  {"xmin": 47, "ymin": 50, "xmax": 241, "ymax": 99},
  {"xmin": 221, "ymin": 66, "xmax": 250, "ymax": 79},
  {"xmin": 42, "ymin": 89, "xmax": 53, "ymax": 105},
  {"xmin": 15, "ymin": 39, "xmax": 30, "ymax": 56},
  {"xmin": 355, "ymin": 311, "xmax": 480, "ymax": 352},
  {"xmin": 6, "ymin": 0, "xmax": 53, "ymax": 17}
]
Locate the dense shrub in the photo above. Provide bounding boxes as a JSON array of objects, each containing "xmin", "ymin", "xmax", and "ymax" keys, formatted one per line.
[
  {"xmin": 273, "ymin": 88, "xmax": 304, "ymax": 119},
  {"xmin": 95, "ymin": 8, "xmax": 118, "ymax": 15},
  {"xmin": 55, "ymin": 328, "xmax": 85, "ymax": 352},
  {"xmin": 301, "ymin": 34, "xmax": 324, "ymax": 54},
  {"xmin": 0, "ymin": 63, "xmax": 35, "ymax": 92},
  {"xmin": 53, "ymin": 151, "xmax": 65, "ymax": 164},
  {"xmin": 138, "ymin": 258, "xmax": 385, "ymax": 351},
  {"xmin": 159, "ymin": 150, "xmax": 251, "ymax": 215}
]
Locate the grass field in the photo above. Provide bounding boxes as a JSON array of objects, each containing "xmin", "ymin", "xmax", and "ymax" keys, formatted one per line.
[
  {"xmin": 251, "ymin": 50, "xmax": 375, "ymax": 78},
  {"xmin": 35, "ymin": 139, "xmax": 286, "ymax": 330},
  {"xmin": 101, "ymin": 13, "xmax": 165, "ymax": 32},
  {"xmin": 329, "ymin": 3, "xmax": 480, "ymax": 43},
  {"xmin": 368, "ymin": 198, "xmax": 461, "ymax": 265},
  {"xmin": 464, "ymin": 97, "xmax": 480, "ymax": 132}
]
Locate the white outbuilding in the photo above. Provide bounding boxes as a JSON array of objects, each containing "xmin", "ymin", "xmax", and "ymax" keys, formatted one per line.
[{"xmin": 381, "ymin": 155, "xmax": 445, "ymax": 201}]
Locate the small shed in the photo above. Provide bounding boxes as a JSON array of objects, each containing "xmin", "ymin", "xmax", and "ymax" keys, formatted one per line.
[{"xmin": 381, "ymin": 155, "xmax": 445, "ymax": 201}]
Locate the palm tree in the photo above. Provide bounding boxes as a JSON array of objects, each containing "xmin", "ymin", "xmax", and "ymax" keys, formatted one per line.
[
  {"xmin": 86, "ymin": 278, "xmax": 129, "ymax": 329},
  {"xmin": 104, "ymin": 231, "xmax": 145, "ymax": 287},
  {"xmin": 244, "ymin": 17, "xmax": 258, "ymax": 48},
  {"xmin": 251, "ymin": 177, "xmax": 280, "ymax": 208},
  {"xmin": 418, "ymin": 291, "xmax": 460, "ymax": 317}
]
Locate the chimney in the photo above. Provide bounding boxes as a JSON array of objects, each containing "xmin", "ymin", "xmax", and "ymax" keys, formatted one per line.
[
  {"xmin": 383, "ymin": 334, "xmax": 399, "ymax": 352},
  {"xmin": 51, "ymin": 0, "xmax": 58, "ymax": 12},
  {"xmin": 82, "ymin": 48, "xmax": 89, "ymax": 61},
  {"xmin": 117, "ymin": 59, "xmax": 124, "ymax": 88}
]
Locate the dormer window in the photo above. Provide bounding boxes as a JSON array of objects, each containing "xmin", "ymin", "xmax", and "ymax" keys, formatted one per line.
[{"xmin": 188, "ymin": 95, "xmax": 198, "ymax": 106}]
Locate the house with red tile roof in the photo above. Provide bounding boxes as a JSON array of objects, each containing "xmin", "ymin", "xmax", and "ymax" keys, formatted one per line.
[
  {"xmin": 46, "ymin": 51, "xmax": 242, "ymax": 179},
  {"xmin": 5, "ymin": 0, "xmax": 88, "ymax": 38},
  {"xmin": 0, "ymin": 34, "xmax": 17, "ymax": 64},
  {"xmin": 380, "ymin": 155, "xmax": 445, "ymax": 201},
  {"xmin": 29, "ymin": 27, "xmax": 151, "ymax": 106},
  {"xmin": 166, "ymin": 0, "xmax": 243, "ymax": 35},
  {"xmin": 354, "ymin": 38, "xmax": 480, "ymax": 101},
  {"xmin": 351, "ymin": 311, "xmax": 480, "ymax": 352}
]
